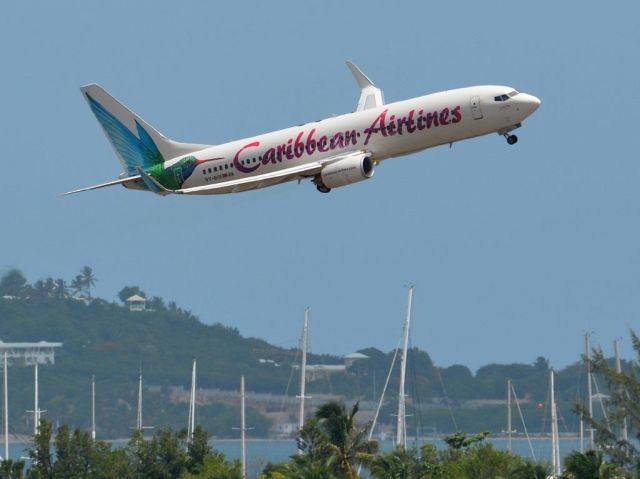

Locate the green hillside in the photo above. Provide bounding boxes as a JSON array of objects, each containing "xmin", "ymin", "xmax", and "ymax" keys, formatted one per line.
[{"xmin": 0, "ymin": 269, "xmax": 614, "ymax": 439}]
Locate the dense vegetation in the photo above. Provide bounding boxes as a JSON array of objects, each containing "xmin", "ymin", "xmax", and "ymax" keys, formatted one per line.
[{"xmin": 0, "ymin": 268, "xmax": 625, "ymax": 439}]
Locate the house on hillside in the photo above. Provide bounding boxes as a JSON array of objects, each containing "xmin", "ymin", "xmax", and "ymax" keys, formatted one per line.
[{"xmin": 126, "ymin": 294, "xmax": 146, "ymax": 312}]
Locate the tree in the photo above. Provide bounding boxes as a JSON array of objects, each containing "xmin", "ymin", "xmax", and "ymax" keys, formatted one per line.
[
  {"xmin": 52, "ymin": 279, "xmax": 67, "ymax": 300},
  {"xmin": 0, "ymin": 459, "xmax": 25, "ymax": 479},
  {"xmin": 118, "ymin": 286, "xmax": 146, "ymax": 304},
  {"xmin": 27, "ymin": 420, "xmax": 53, "ymax": 478},
  {"xmin": 80, "ymin": 267, "xmax": 97, "ymax": 299},
  {"xmin": 310, "ymin": 401, "xmax": 378, "ymax": 479},
  {"xmin": 187, "ymin": 426, "xmax": 211, "ymax": 474},
  {"xmin": 575, "ymin": 330, "xmax": 640, "ymax": 475},
  {"xmin": 562, "ymin": 450, "xmax": 620, "ymax": 479},
  {"xmin": 0, "ymin": 269, "xmax": 27, "ymax": 297},
  {"xmin": 70, "ymin": 275, "xmax": 84, "ymax": 298},
  {"xmin": 370, "ymin": 447, "xmax": 423, "ymax": 479}
]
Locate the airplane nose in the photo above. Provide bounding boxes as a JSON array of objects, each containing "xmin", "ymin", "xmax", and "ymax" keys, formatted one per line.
[{"xmin": 519, "ymin": 93, "xmax": 541, "ymax": 114}]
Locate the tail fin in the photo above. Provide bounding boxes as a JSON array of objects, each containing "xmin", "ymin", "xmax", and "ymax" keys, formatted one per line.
[{"xmin": 81, "ymin": 84, "xmax": 211, "ymax": 176}]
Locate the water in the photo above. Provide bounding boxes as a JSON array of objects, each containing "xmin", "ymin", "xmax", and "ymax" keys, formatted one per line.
[{"xmin": 4, "ymin": 437, "xmax": 586, "ymax": 478}]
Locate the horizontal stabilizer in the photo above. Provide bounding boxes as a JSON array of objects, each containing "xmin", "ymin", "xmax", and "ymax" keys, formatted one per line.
[
  {"xmin": 137, "ymin": 168, "xmax": 172, "ymax": 196},
  {"xmin": 63, "ymin": 175, "xmax": 141, "ymax": 195}
]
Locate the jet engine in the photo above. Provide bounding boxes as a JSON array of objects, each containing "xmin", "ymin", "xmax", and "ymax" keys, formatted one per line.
[{"xmin": 319, "ymin": 154, "xmax": 375, "ymax": 190}]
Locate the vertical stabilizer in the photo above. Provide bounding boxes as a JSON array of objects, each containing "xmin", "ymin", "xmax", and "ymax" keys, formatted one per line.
[{"xmin": 81, "ymin": 84, "xmax": 211, "ymax": 176}]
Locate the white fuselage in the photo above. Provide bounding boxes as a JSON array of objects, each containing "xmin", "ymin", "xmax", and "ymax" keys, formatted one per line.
[{"xmin": 165, "ymin": 85, "xmax": 540, "ymax": 194}]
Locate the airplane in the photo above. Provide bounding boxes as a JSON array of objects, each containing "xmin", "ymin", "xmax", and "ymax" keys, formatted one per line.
[{"xmin": 65, "ymin": 62, "xmax": 540, "ymax": 196}]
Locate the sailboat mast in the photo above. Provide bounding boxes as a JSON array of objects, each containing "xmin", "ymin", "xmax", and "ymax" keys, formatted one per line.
[
  {"xmin": 585, "ymin": 333, "xmax": 594, "ymax": 450},
  {"xmin": 240, "ymin": 375, "xmax": 246, "ymax": 479},
  {"xmin": 3, "ymin": 352, "xmax": 8, "ymax": 460},
  {"xmin": 550, "ymin": 369, "xmax": 561, "ymax": 477},
  {"xmin": 613, "ymin": 340, "xmax": 628, "ymax": 441},
  {"xmin": 91, "ymin": 375, "xmax": 96, "ymax": 440},
  {"xmin": 34, "ymin": 363, "xmax": 39, "ymax": 436},
  {"xmin": 298, "ymin": 308, "xmax": 309, "ymax": 432},
  {"xmin": 188, "ymin": 359, "xmax": 197, "ymax": 440},
  {"xmin": 507, "ymin": 379, "xmax": 512, "ymax": 453},
  {"xmin": 137, "ymin": 372, "xmax": 143, "ymax": 432},
  {"xmin": 396, "ymin": 286, "xmax": 413, "ymax": 448}
]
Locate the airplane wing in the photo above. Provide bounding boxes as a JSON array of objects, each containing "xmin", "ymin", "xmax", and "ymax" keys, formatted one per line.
[
  {"xmin": 63, "ymin": 175, "xmax": 142, "ymax": 195},
  {"xmin": 177, "ymin": 151, "xmax": 368, "ymax": 195},
  {"xmin": 346, "ymin": 61, "xmax": 384, "ymax": 112}
]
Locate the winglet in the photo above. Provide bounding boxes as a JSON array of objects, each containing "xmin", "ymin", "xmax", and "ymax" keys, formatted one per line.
[
  {"xmin": 137, "ymin": 168, "xmax": 172, "ymax": 196},
  {"xmin": 345, "ymin": 61, "xmax": 384, "ymax": 112}
]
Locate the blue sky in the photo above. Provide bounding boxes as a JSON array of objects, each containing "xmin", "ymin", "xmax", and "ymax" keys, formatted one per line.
[{"xmin": 2, "ymin": 1, "xmax": 639, "ymax": 371}]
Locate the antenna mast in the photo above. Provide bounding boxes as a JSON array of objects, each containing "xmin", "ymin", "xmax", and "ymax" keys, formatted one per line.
[{"xmin": 396, "ymin": 286, "xmax": 413, "ymax": 448}]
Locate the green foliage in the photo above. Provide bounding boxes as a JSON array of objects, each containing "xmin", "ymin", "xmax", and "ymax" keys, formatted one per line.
[
  {"xmin": 442, "ymin": 431, "xmax": 489, "ymax": 450},
  {"xmin": 0, "ymin": 269, "xmax": 27, "ymax": 297},
  {"xmin": 0, "ymin": 459, "xmax": 25, "ymax": 479},
  {"xmin": 118, "ymin": 286, "xmax": 146, "ymax": 304},
  {"xmin": 575, "ymin": 330, "xmax": 640, "ymax": 476},
  {"xmin": 562, "ymin": 450, "xmax": 621, "ymax": 479}
]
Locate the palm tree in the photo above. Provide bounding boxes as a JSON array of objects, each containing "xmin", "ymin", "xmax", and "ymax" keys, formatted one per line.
[
  {"xmin": 70, "ymin": 275, "xmax": 84, "ymax": 298},
  {"xmin": 312, "ymin": 401, "xmax": 378, "ymax": 479},
  {"xmin": 562, "ymin": 450, "xmax": 619, "ymax": 479},
  {"xmin": 80, "ymin": 266, "xmax": 97, "ymax": 298},
  {"xmin": 370, "ymin": 447, "xmax": 421, "ymax": 479}
]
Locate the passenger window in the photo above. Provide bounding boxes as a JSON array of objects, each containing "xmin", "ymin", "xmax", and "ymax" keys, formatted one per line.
[{"xmin": 225, "ymin": 164, "xmax": 228, "ymax": 170}]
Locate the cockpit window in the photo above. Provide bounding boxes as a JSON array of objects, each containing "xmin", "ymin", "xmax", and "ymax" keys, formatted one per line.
[
  {"xmin": 508, "ymin": 90, "xmax": 519, "ymax": 97},
  {"xmin": 494, "ymin": 94, "xmax": 510, "ymax": 102}
]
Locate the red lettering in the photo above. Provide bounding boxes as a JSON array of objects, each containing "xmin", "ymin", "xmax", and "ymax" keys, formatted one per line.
[
  {"xmin": 263, "ymin": 148, "xmax": 275, "ymax": 164},
  {"xmin": 294, "ymin": 131, "xmax": 305, "ymax": 158},
  {"xmin": 387, "ymin": 115, "xmax": 397, "ymax": 136},
  {"xmin": 331, "ymin": 132, "xmax": 344, "ymax": 150},
  {"xmin": 417, "ymin": 110, "xmax": 425, "ymax": 130},
  {"xmin": 405, "ymin": 110, "xmax": 417, "ymax": 133},
  {"xmin": 439, "ymin": 108, "xmax": 450, "ymax": 125},
  {"xmin": 344, "ymin": 129, "xmax": 357, "ymax": 146},
  {"xmin": 305, "ymin": 129, "xmax": 317, "ymax": 155},
  {"xmin": 451, "ymin": 105, "xmax": 462, "ymax": 123},
  {"xmin": 233, "ymin": 141, "xmax": 260, "ymax": 173},
  {"xmin": 318, "ymin": 136, "xmax": 329, "ymax": 152},
  {"xmin": 363, "ymin": 109, "xmax": 388, "ymax": 145},
  {"xmin": 425, "ymin": 111, "xmax": 439, "ymax": 128}
]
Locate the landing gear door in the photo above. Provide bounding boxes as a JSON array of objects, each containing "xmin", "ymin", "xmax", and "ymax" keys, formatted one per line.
[{"xmin": 470, "ymin": 96, "xmax": 483, "ymax": 120}]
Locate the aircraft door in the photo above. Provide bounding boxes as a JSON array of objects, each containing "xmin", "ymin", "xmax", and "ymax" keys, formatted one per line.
[{"xmin": 470, "ymin": 96, "xmax": 483, "ymax": 120}]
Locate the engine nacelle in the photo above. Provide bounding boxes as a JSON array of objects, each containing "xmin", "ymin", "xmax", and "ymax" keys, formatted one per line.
[{"xmin": 320, "ymin": 154, "xmax": 375, "ymax": 189}]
